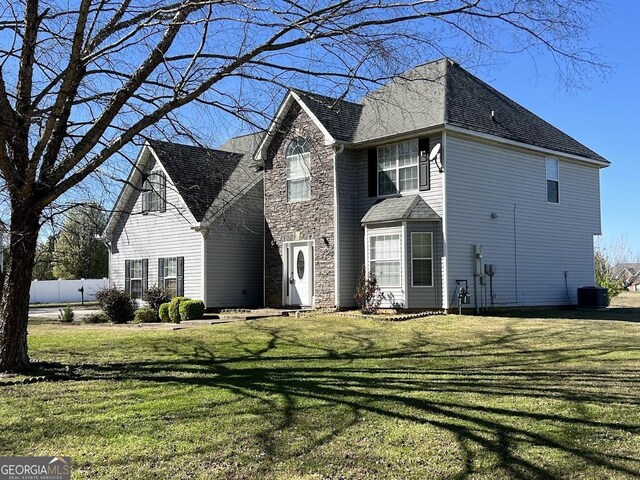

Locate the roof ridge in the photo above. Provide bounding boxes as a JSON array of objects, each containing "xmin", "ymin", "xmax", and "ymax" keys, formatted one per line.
[{"xmin": 291, "ymin": 88, "xmax": 361, "ymax": 107}]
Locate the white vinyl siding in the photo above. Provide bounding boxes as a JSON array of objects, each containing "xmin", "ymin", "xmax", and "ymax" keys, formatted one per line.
[
  {"xmin": 286, "ymin": 137, "xmax": 311, "ymax": 202},
  {"xmin": 110, "ymin": 156, "xmax": 202, "ymax": 301},
  {"xmin": 377, "ymin": 139, "xmax": 419, "ymax": 196},
  {"xmin": 445, "ymin": 133, "xmax": 600, "ymax": 307},
  {"xmin": 411, "ymin": 233, "xmax": 433, "ymax": 287}
]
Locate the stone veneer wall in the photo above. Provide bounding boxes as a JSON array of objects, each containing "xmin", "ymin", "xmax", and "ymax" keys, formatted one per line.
[{"xmin": 264, "ymin": 104, "xmax": 336, "ymax": 307}]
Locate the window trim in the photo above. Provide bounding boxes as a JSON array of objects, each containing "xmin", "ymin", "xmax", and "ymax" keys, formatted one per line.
[
  {"xmin": 546, "ymin": 157, "xmax": 560, "ymax": 204},
  {"xmin": 142, "ymin": 171, "xmax": 166, "ymax": 213},
  {"xmin": 285, "ymin": 137, "xmax": 311, "ymax": 203},
  {"xmin": 410, "ymin": 232, "xmax": 434, "ymax": 288},
  {"xmin": 377, "ymin": 138, "xmax": 419, "ymax": 198},
  {"xmin": 130, "ymin": 259, "xmax": 144, "ymax": 299},
  {"xmin": 163, "ymin": 256, "xmax": 178, "ymax": 296},
  {"xmin": 368, "ymin": 233, "xmax": 402, "ymax": 288}
]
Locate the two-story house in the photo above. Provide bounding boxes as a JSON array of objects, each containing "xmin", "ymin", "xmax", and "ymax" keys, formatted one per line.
[{"xmin": 256, "ymin": 58, "xmax": 609, "ymax": 310}]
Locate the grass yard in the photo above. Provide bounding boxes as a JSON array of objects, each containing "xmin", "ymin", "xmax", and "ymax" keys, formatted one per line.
[{"xmin": 2, "ymin": 301, "xmax": 640, "ymax": 479}]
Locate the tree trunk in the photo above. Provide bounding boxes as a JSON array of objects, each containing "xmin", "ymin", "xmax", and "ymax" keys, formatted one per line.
[{"xmin": 0, "ymin": 207, "xmax": 41, "ymax": 373}]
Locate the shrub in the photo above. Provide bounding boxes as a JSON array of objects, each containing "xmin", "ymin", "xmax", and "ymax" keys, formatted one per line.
[
  {"xmin": 58, "ymin": 304, "xmax": 74, "ymax": 323},
  {"xmin": 95, "ymin": 286, "xmax": 136, "ymax": 323},
  {"xmin": 83, "ymin": 312, "xmax": 110, "ymax": 324},
  {"xmin": 168, "ymin": 297, "xmax": 190, "ymax": 323},
  {"xmin": 179, "ymin": 299, "xmax": 205, "ymax": 320},
  {"xmin": 134, "ymin": 307, "xmax": 156, "ymax": 324},
  {"xmin": 143, "ymin": 286, "xmax": 172, "ymax": 313},
  {"xmin": 158, "ymin": 303, "xmax": 171, "ymax": 322},
  {"xmin": 354, "ymin": 266, "xmax": 384, "ymax": 314}
]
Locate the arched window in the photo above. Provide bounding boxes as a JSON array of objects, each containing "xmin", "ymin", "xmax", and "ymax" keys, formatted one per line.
[{"xmin": 285, "ymin": 137, "xmax": 311, "ymax": 202}]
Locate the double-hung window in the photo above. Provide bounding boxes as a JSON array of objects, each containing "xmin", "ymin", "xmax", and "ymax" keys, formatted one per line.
[
  {"xmin": 411, "ymin": 233, "xmax": 433, "ymax": 287},
  {"xmin": 163, "ymin": 257, "xmax": 178, "ymax": 297},
  {"xmin": 142, "ymin": 172, "xmax": 166, "ymax": 212},
  {"xmin": 130, "ymin": 259, "xmax": 143, "ymax": 299},
  {"xmin": 369, "ymin": 234, "xmax": 401, "ymax": 287},
  {"xmin": 378, "ymin": 139, "xmax": 419, "ymax": 196},
  {"xmin": 546, "ymin": 158, "xmax": 559, "ymax": 203},
  {"xmin": 286, "ymin": 137, "xmax": 311, "ymax": 202}
]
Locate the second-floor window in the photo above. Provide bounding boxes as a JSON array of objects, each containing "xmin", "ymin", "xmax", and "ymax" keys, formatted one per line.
[
  {"xmin": 142, "ymin": 172, "xmax": 166, "ymax": 213},
  {"xmin": 546, "ymin": 158, "xmax": 559, "ymax": 203},
  {"xmin": 286, "ymin": 137, "xmax": 311, "ymax": 202},
  {"xmin": 378, "ymin": 139, "xmax": 419, "ymax": 196}
]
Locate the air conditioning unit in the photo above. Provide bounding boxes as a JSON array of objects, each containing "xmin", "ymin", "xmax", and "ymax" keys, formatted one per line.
[{"xmin": 577, "ymin": 286, "xmax": 608, "ymax": 308}]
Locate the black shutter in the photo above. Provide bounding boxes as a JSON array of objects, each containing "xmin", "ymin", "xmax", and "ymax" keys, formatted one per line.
[
  {"xmin": 177, "ymin": 256, "xmax": 184, "ymax": 296},
  {"xmin": 367, "ymin": 147, "xmax": 377, "ymax": 197},
  {"xmin": 141, "ymin": 179, "xmax": 149, "ymax": 213},
  {"xmin": 159, "ymin": 174, "xmax": 166, "ymax": 213},
  {"xmin": 124, "ymin": 260, "xmax": 131, "ymax": 294},
  {"xmin": 419, "ymin": 137, "xmax": 430, "ymax": 191},
  {"xmin": 142, "ymin": 259, "xmax": 148, "ymax": 294},
  {"xmin": 158, "ymin": 258, "xmax": 165, "ymax": 289}
]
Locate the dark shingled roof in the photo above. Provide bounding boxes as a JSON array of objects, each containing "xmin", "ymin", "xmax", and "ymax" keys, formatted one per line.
[
  {"xmin": 291, "ymin": 59, "xmax": 607, "ymax": 163},
  {"xmin": 292, "ymin": 89, "xmax": 363, "ymax": 142},
  {"xmin": 444, "ymin": 62, "xmax": 607, "ymax": 163},
  {"xmin": 147, "ymin": 139, "xmax": 242, "ymax": 222},
  {"xmin": 361, "ymin": 195, "xmax": 440, "ymax": 224}
]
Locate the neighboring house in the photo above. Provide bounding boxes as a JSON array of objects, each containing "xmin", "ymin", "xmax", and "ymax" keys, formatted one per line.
[
  {"xmin": 256, "ymin": 58, "xmax": 609, "ymax": 309},
  {"xmin": 614, "ymin": 263, "xmax": 640, "ymax": 292},
  {"xmin": 103, "ymin": 134, "xmax": 264, "ymax": 308}
]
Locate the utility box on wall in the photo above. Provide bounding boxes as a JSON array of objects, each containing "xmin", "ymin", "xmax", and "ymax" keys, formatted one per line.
[{"xmin": 577, "ymin": 286, "xmax": 608, "ymax": 308}]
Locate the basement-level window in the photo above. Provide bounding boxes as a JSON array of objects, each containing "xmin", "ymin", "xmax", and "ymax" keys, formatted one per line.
[
  {"xmin": 546, "ymin": 157, "xmax": 559, "ymax": 203},
  {"xmin": 286, "ymin": 137, "xmax": 311, "ymax": 202},
  {"xmin": 369, "ymin": 234, "xmax": 401, "ymax": 288}
]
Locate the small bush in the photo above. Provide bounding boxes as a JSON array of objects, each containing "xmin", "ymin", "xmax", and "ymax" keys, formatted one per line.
[
  {"xmin": 83, "ymin": 312, "xmax": 110, "ymax": 324},
  {"xmin": 58, "ymin": 305, "xmax": 74, "ymax": 323},
  {"xmin": 95, "ymin": 286, "xmax": 136, "ymax": 323},
  {"xmin": 143, "ymin": 286, "xmax": 172, "ymax": 313},
  {"xmin": 134, "ymin": 307, "xmax": 156, "ymax": 324},
  {"xmin": 158, "ymin": 303, "xmax": 171, "ymax": 322},
  {"xmin": 354, "ymin": 266, "xmax": 384, "ymax": 314},
  {"xmin": 168, "ymin": 297, "xmax": 190, "ymax": 323},
  {"xmin": 179, "ymin": 299, "xmax": 205, "ymax": 320}
]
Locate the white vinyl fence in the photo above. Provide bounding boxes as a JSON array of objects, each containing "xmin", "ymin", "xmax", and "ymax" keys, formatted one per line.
[{"xmin": 30, "ymin": 278, "xmax": 109, "ymax": 304}]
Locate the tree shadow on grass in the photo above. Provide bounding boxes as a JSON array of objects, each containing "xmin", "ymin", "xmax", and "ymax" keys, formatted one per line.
[{"xmin": 5, "ymin": 321, "xmax": 640, "ymax": 478}]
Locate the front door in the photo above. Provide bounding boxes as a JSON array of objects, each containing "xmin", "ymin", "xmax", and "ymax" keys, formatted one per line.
[{"xmin": 286, "ymin": 241, "xmax": 313, "ymax": 306}]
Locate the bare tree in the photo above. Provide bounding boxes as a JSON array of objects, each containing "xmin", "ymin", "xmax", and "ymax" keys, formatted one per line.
[{"xmin": 0, "ymin": 0, "xmax": 605, "ymax": 371}]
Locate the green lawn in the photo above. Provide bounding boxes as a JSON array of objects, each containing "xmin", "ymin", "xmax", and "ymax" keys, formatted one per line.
[{"xmin": 2, "ymin": 309, "xmax": 640, "ymax": 479}]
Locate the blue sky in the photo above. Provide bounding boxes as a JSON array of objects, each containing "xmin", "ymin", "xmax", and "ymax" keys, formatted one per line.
[{"xmin": 478, "ymin": 2, "xmax": 639, "ymax": 254}]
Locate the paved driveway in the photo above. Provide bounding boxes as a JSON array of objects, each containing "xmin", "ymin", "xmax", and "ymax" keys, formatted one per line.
[{"xmin": 29, "ymin": 305, "xmax": 102, "ymax": 321}]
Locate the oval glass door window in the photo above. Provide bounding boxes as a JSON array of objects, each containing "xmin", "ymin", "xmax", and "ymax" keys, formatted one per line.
[{"xmin": 296, "ymin": 250, "xmax": 305, "ymax": 279}]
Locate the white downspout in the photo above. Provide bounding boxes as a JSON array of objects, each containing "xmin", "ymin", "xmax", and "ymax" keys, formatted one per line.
[
  {"xmin": 333, "ymin": 149, "xmax": 341, "ymax": 308},
  {"xmin": 442, "ymin": 131, "xmax": 449, "ymax": 310},
  {"xmin": 200, "ymin": 229, "xmax": 209, "ymax": 308}
]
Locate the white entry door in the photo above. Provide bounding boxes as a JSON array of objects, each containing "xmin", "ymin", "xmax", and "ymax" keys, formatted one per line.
[{"xmin": 286, "ymin": 242, "xmax": 313, "ymax": 306}]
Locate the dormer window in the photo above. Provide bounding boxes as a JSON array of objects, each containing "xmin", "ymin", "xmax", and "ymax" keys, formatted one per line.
[
  {"xmin": 286, "ymin": 137, "xmax": 311, "ymax": 202},
  {"xmin": 377, "ymin": 139, "xmax": 419, "ymax": 196},
  {"xmin": 142, "ymin": 172, "xmax": 166, "ymax": 213}
]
